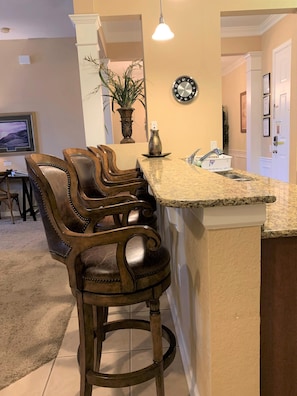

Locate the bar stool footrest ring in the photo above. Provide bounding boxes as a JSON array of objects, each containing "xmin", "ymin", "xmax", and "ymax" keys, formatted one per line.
[{"xmin": 86, "ymin": 318, "xmax": 176, "ymax": 388}]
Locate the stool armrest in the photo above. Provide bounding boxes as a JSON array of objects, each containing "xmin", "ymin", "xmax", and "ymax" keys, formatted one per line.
[
  {"xmin": 104, "ymin": 172, "xmax": 143, "ymax": 183},
  {"xmin": 87, "ymin": 200, "xmax": 154, "ymax": 228},
  {"xmin": 67, "ymin": 225, "xmax": 160, "ymax": 253},
  {"xmin": 100, "ymin": 180, "xmax": 146, "ymax": 196},
  {"xmin": 81, "ymin": 194, "xmax": 138, "ymax": 209},
  {"xmin": 66, "ymin": 225, "xmax": 161, "ymax": 291},
  {"xmin": 102, "ymin": 177, "xmax": 146, "ymax": 189}
]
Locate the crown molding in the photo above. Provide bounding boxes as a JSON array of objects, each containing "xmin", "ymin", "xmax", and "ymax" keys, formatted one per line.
[
  {"xmin": 221, "ymin": 56, "xmax": 246, "ymax": 76},
  {"xmin": 259, "ymin": 14, "xmax": 286, "ymax": 34},
  {"xmin": 221, "ymin": 14, "xmax": 286, "ymax": 38}
]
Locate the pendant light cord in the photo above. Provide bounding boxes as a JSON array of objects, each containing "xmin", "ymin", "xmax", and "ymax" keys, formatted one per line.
[
  {"xmin": 152, "ymin": 0, "xmax": 174, "ymax": 40},
  {"xmin": 159, "ymin": 0, "xmax": 164, "ymax": 23}
]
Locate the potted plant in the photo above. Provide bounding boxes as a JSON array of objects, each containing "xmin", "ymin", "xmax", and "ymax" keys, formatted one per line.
[{"xmin": 85, "ymin": 56, "xmax": 145, "ymax": 143}]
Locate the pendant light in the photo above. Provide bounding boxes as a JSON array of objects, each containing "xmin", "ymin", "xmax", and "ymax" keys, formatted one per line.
[{"xmin": 152, "ymin": 0, "xmax": 174, "ymax": 41}]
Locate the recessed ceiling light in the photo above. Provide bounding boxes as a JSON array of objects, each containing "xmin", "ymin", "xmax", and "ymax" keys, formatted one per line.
[{"xmin": 1, "ymin": 27, "xmax": 11, "ymax": 33}]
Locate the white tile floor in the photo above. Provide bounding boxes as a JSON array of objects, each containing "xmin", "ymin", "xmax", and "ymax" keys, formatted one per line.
[{"xmin": 1, "ymin": 293, "xmax": 189, "ymax": 396}]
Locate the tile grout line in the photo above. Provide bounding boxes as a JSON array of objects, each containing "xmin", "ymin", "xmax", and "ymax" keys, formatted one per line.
[{"xmin": 41, "ymin": 360, "xmax": 56, "ymax": 396}]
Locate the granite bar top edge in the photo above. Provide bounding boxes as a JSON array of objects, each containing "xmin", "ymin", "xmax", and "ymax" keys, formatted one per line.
[
  {"xmin": 138, "ymin": 156, "xmax": 276, "ymax": 208},
  {"xmin": 138, "ymin": 156, "xmax": 297, "ymax": 239},
  {"xmin": 156, "ymin": 195, "xmax": 276, "ymax": 208},
  {"xmin": 261, "ymin": 228, "xmax": 297, "ymax": 239}
]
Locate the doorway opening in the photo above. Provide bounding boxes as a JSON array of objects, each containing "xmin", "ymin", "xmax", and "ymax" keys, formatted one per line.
[{"xmin": 221, "ymin": 11, "xmax": 296, "ymax": 182}]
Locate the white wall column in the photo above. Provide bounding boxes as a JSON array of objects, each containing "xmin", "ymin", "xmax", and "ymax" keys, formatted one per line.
[
  {"xmin": 69, "ymin": 14, "xmax": 106, "ymax": 145},
  {"xmin": 245, "ymin": 52, "xmax": 262, "ymax": 173}
]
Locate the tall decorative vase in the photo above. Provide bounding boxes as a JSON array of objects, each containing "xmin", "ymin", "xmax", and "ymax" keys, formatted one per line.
[
  {"xmin": 149, "ymin": 129, "xmax": 162, "ymax": 156},
  {"xmin": 117, "ymin": 108, "xmax": 135, "ymax": 144}
]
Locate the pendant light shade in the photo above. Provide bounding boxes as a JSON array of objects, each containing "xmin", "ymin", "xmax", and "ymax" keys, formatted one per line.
[{"xmin": 152, "ymin": 0, "xmax": 174, "ymax": 41}]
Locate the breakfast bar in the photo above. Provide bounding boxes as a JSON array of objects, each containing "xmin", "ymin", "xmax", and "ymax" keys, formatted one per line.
[{"xmin": 137, "ymin": 155, "xmax": 296, "ymax": 396}]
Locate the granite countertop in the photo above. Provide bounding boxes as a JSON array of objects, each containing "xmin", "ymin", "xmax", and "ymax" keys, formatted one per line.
[{"xmin": 138, "ymin": 155, "xmax": 297, "ymax": 239}]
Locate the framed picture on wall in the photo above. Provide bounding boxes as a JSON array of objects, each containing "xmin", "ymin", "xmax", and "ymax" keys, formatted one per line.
[
  {"xmin": 263, "ymin": 73, "xmax": 270, "ymax": 95},
  {"xmin": 0, "ymin": 113, "xmax": 36, "ymax": 154},
  {"xmin": 263, "ymin": 117, "xmax": 270, "ymax": 137},
  {"xmin": 263, "ymin": 95, "xmax": 270, "ymax": 116},
  {"xmin": 240, "ymin": 91, "xmax": 246, "ymax": 133}
]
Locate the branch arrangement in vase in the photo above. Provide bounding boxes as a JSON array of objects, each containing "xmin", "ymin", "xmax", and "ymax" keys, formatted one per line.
[{"xmin": 84, "ymin": 56, "xmax": 145, "ymax": 112}]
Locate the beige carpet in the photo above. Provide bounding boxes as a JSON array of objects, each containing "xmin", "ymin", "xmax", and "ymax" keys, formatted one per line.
[{"xmin": 0, "ymin": 216, "xmax": 75, "ymax": 390}]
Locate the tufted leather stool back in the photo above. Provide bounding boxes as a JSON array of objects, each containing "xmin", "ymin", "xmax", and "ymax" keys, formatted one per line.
[{"xmin": 63, "ymin": 147, "xmax": 146, "ymax": 198}]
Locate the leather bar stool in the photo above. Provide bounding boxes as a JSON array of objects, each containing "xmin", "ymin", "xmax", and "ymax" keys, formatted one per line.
[
  {"xmin": 88, "ymin": 145, "xmax": 156, "ymax": 211},
  {"xmin": 25, "ymin": 153, "xmax": 176, "ymax": 396},
  {"xmin": 63, "ymin": 147, "xmax": 145, "ymax": 198},
  {"xmin": 63, "ymin": 147, "xmax": 157, "ymax": 227}
]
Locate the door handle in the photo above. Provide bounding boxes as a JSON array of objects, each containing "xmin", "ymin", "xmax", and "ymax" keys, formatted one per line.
[{"xmin": 273, "ymin": 136, "xmax": 278, "ymax": 146}]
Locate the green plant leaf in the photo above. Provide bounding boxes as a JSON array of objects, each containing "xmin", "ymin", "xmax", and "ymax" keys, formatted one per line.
[{"xmin": 84, "ymin": 56, "xmax": 146, "ymax": 112}]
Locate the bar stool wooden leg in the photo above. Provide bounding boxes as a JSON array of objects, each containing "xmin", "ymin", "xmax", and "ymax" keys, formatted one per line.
[
  {"xmin": 94, "ymin": 306, "xmax": 108, "ymax": 372},
  {"xmin": 150, "ymin": 299, "xmax": 165, "ymax": 396},
  {"xmin": 77, "ymin": 295, "xmax": 93, "ymax": 396}
]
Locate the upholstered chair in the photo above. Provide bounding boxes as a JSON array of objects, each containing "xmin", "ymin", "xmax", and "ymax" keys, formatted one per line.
[{"xmin": 25, "ymin": 153, "xmax": 176, "ymax": 396}]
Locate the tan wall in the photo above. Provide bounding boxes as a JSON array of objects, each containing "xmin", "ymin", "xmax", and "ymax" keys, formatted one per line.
[
  {"xmin": 221, "ymin": 36, "xmax": 261, "ymax": 55},
  {"xmin": 74, "ymin": 0, "xmax": 223, "ymax": 158},
  {"xmin": 106, "ymin": 42, "xmax": 143, "ymax": 61},
  {"xmin": 110, "ymin": 142, "xmax": 148, "ymax": 169},
  {"xmin": 1, "ymin": 3, "xmax": 295, "ymax": 174},
  {"xmin": 0, "ymin": 38, "xmax": 85, "ymax": 172},
  {"xmin": 73, "ymin": 0, "xmax": 297, "ymax": 164},
  {"xmin": 222, "ymin": 62, "xmax": 246, "ymax": 152}
]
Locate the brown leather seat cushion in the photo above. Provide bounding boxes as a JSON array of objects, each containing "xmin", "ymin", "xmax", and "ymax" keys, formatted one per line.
[{"xmin": 81, "ymin": 237, "xmax": 170, "ymax": 294}]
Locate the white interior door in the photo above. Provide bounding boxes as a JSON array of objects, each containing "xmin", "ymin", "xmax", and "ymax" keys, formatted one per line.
[{"xmin": 271, "ymin": 40, "xmax": 291, "ymax": 182}]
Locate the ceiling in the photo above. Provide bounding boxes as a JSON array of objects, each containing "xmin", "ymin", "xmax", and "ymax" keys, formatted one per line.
[
  {"xmin": 0, "ymin": 0, "xmax": 287, "ymax": 41},
  {"xmin": 0, "ymin": 0, "xmax": 286, "ymax": 71},
  {"xmin": 0, "ymin": 0, "xmax": 75, "ymax": 40}
]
